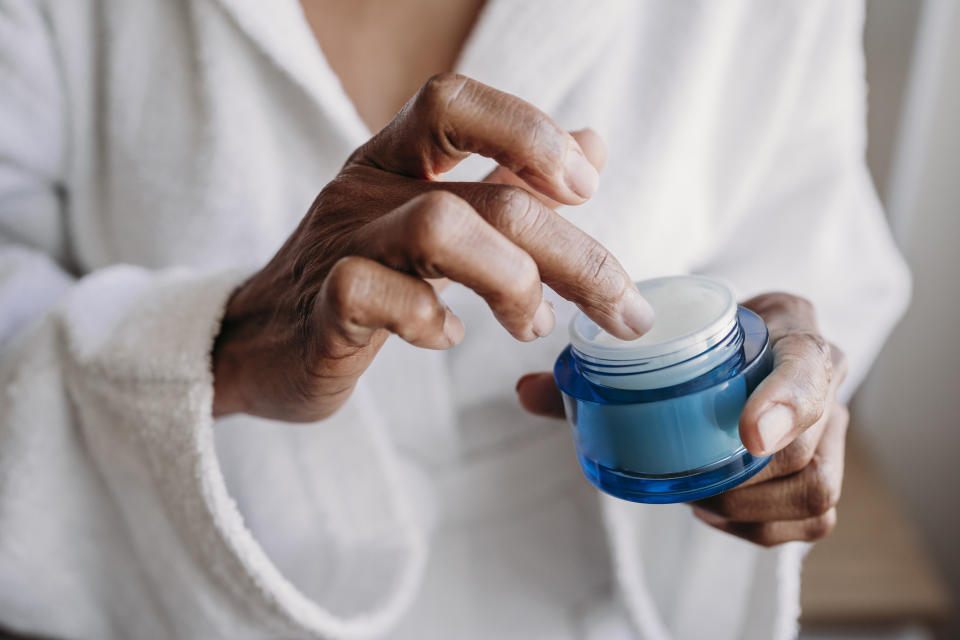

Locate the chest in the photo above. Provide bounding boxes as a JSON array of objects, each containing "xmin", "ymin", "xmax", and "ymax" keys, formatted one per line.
[{"xmin": 299, "ymin": 0, "xmax": 486, "ymax": 132}]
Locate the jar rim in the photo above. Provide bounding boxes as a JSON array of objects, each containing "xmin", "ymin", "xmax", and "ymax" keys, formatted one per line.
[{"xmin": 569, "ymin": 275, "xmax": 737, "ymax": 365}]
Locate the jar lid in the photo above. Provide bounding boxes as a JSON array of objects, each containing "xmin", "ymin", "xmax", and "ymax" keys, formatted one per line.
[{"xmin": 569, "ymin": 275, "xmax": 738, "ymax": 379}]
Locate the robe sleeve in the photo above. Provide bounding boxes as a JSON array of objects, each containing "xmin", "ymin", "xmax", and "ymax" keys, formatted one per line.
[
  {"xmin": 0, "ymin": 2, "xmax": 423, "ymax": 638},
  {"xmin": 693, "ymin": 0, "xmax": 911, "ymax": 400}
]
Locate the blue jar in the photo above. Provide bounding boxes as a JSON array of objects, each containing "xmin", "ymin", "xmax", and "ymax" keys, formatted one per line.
[{"xmin": 554, "ymin": 275, "xmax": 774, "ymax": 503}]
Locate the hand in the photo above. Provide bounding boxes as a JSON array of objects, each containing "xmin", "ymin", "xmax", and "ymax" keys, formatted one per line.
[
  {"xmin": 516, "ymin": 292, "xmax": 849, "ymax": 547},
  {"xmin": 691, "ymin": 293, "xmax": 848, "ymax": 546},
  {"xmin": 212, "ymin": 73, "xmax": 654, "ymax": 422}
]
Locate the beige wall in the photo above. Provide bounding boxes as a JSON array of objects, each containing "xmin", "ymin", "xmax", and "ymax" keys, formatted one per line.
[{"xmin": 857, "ymin": 0, "xmax": 960, "ymax": 634}]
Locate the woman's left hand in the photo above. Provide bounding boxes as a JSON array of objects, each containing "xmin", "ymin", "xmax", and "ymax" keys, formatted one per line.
[{"xmin": 515, "ymin": 291, "xmax": 849, "ymax": 547}]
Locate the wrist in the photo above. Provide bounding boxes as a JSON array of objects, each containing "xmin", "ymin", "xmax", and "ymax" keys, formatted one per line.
[
  {"xmin": 211, "ymin": 334, "xmax": 247, "ymax": 418},
  {"xmin": 210, "ymin": 286, "xmax": 270, "ymax": 418}
]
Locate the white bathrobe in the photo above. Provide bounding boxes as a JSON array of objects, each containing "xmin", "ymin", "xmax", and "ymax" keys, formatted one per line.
[{"xmin": 0, "ymin": 0, "xmax": 910, "ymax": 638}]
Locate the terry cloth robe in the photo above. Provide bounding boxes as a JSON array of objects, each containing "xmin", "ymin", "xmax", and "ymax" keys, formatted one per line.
[{"xmin": 0, "ymin": 0, "xmax": 909, "ymax": 638}]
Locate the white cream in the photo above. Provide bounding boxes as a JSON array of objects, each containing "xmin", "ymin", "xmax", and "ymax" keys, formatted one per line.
[
  {"xmin": 590, "ymin": 278, "xmax": 730, "ymax": 347},
  {"xmin": 568, "ymin": 275, "xmax": 740, "ymax": 389}
]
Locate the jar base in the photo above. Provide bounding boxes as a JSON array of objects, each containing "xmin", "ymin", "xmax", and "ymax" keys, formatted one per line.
[{"xmin": 577, "ymin": 450, "xmax": 771, "ymax": 504}]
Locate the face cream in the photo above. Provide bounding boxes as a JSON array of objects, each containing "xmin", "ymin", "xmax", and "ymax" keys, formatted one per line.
[{"xmin": 554, "ymin": 275, "xmax": 773, "ymax": 503}]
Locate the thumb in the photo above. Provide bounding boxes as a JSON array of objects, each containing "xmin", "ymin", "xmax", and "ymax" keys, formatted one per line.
[
  {"xmin": 516, "ymin": 371, "xmax": 566, "ymax": 419},
  {"xmin": 484, "ymin": 128, "xmax": 607, "ymax": 208}
]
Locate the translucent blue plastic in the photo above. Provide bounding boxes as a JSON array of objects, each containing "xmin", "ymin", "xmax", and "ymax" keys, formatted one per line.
[{"xmin": 554, "ymin": 307, "xmax": 774, "ymax": 503}]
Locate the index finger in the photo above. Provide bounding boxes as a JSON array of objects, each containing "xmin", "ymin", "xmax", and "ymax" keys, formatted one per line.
[
  {"xmin": 482, "ymin": 128, "xmax": 609, "ymax": 209},
  {"xmin": 442, "ymin": 181, "xmax": 655, "ymax": 340},
  {"xmin": 739, "ymin": 294, "xmax": 836, "ymax": 456},
  {"xmin": 421, "ymin": 129, "xmax": 608, "ymax": 296},
  {"xmin": 352, "ymin": 73, "xmax": 600, "ymax": 205}
]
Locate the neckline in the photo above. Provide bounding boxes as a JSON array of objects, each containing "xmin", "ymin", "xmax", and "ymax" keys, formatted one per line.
[
  {"xmin": 210, "ymin": 0, "xmax": 630, "ymax": 148},
  {"xmin": 212, "ymin": 0, "xmax": 505, "ymax": 147}
]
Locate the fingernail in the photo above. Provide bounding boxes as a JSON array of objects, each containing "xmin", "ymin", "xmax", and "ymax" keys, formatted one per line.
[
  {"xmin": 532, "ymin": 300, "xmax": 555, "ymax": 338},
  {"xmin": 619, "ymin": 288, "xmax": 655, "ymax": 336},
  {"xmin": 757, "ymin": 404, "xmax": 795, "ymax": 453},
  {"xmin": 563, "ymin": 146, "xmax": 600, "ymax": 199},
  {"xmin": 442, "ymin": 308, "xmax": 466, "ymax": 345}
]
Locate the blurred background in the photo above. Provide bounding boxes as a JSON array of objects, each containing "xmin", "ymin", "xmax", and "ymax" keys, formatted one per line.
[{"xmin": 798, "ymin": 1, "xmax": 959, "ymax": 639}]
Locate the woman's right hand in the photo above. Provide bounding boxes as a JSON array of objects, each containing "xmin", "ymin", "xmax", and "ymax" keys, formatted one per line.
[{"xmin": 211, "ymin": 73, "xmax": 654, "ymax": 422}]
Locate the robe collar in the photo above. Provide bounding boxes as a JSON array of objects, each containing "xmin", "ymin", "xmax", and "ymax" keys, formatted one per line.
[{"xmin": 209, "ymin": 0, "xmax": 627, "ymax": 146}]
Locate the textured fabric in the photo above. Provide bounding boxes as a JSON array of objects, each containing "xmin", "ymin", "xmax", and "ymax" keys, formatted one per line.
[{"xmin": 0, "ymin": 0, "xmax": 909, "ymax": 638}]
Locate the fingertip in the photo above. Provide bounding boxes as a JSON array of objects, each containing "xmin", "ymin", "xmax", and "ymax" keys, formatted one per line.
[
  {"xmin": 515, "ymin": 371, "xmax": 566, "ymax": 419},
  {"xmin": 749, "ymin": 403, "xmax": 796, "ymax": 456},
  {"xmin": 617, "ymin": 287, "xmax": 656, "ymax": 338},
  {"xmin": 532, "ymin": 299, "xmax": 555, "ymax": 338},
  {"xmin": 511, "ymin": 324, "xmax": 541, "ymax": 343},
  {"xmin": 515, "ymin": 372, "xmax": 539, "ymax": 394},
  {"xmin": 738, "ymin": 422, "xmax": 767, "ymax": 457},
  {"xmin": 562, "ymin": 145, "xmax": 600, "ymax": 201},
  {"xmin": 738, "ymin": 370, "xmax": 800, "ymax": 456},
  {"xmin": 501, "ymin": 299, "xmax": 555, "ymax": 343},
  {"xmin": 485, "ymin": 131, "xmax": 606, "ymax": 209},
  {"xmin": 738, "ymin": 394, "xmax": 770, "ymax": 455},
  {"xmin": 575, "ymin": 286, "xmax": 655, "ymax": 342},
  {"xmin": 442, "ymin": 308, "xmax": 466, "ymax": 346},
  {"xmin": 570, "ymin": 128, "xmax": 607, "ymax": 172},
  {"xmin": 691, "ymin": 505, "xmax": 728, "ymax": 528}
]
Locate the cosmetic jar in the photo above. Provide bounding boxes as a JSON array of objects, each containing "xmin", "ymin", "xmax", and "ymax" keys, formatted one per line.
[{"xmin": 554, "ymin": 275, "xmax": 773, "ymax": 503}]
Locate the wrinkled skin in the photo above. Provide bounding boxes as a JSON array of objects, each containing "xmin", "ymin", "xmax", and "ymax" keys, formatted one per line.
[
  {"xmin": 212, "ymin": 74, "xmax": 653, "ymax": 422},
  {"xmin": 213, "ymin": 73, "xmax": 847, "ymax": 547}
]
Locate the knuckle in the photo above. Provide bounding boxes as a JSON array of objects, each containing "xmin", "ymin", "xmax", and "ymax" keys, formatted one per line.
[
  {"xmin": 745, "ymin": 292, "xmax": 813, "ymax": 321},
  {"xmin": 756, "ymin": 291, "xmax": 798, "ymax": 311},
  {"xmin": 754, "ymin": 528, "xmax": 781, "ymax": 548},
  {"xmin": 803, "ymin": 458, "xmax": 841, "ymax": 517},
  {"xmin": 416, "ymin": 188, "xmax": 466, "ymax": 210},
  {"xmin": 831, "ymin": 343, "xmax": 850, "ymax": 381},
  {"xmin": 500, "ymin": 253, "xmax": 541, "ymax": 302},
  {"xmin": 781, "ymin": 331, "xmax": 830, "ymax": 360},
  {"xmin": 571, "ymin": 246, "xmax": 626, "ymax": 315},
  {"xmin": 419, "ymin": 72, "xmax": 469, "ymax": 114},
  {"xmin": 777, "ymin": 438, "xmax": 817, "ymax": 476},
  {"xmin": 790, "ymin": 294, "xmax": 817, "ymax": 321},
  {"xmin": 777, "ymin": 333, "xmax": 832, "ymax": 416},
  {"xmin": 524, "ymin": 109, "xmax": 553, "ymax": 135},
  {"xmin": 406, "ymin": 293, "xmax": 443, "ymax": 329},
  {"xmin": 486, "ymin": 185, "xmax": 543, "ymax": 237},
  {"xmin": 737, "ymin": 523, "xmax": 779, "ymax": 548},
  {"xmin": 323, "ymin": 257, "xmax": 372, "ymax": 317},
  {"xmin": 577, "ymin": 244, "xmax": 617, "ymax": 290},
  {"xmin": 806, "ymin": 509, "xmax": 838, "ymax": 542},
  {"xmin": 406, "ymin": 192, "xmax": 468, "ymax": 252},
  {"xmin": 704, "ymin": 497, "xmax": 734, "ymax": 520},
  {"xmin": 525, "ymin": 112, "xmax": 565, "ymax": 169},
  {"xmin": 765, "ymin": 292, "xmax": 817, "ymax": 324}
]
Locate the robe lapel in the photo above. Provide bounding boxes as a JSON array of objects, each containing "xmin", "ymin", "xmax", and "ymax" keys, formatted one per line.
[
  {"xmin": 209, "ymin": 0, "xmax": 628, "ymax": 140},
  {"xmin": 209, "ymin": 0, "xmax": 371, "ymax": 145},
  {"xmin": 454, "ymin": 0, "xmax": 630, "ymax": 117}
]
